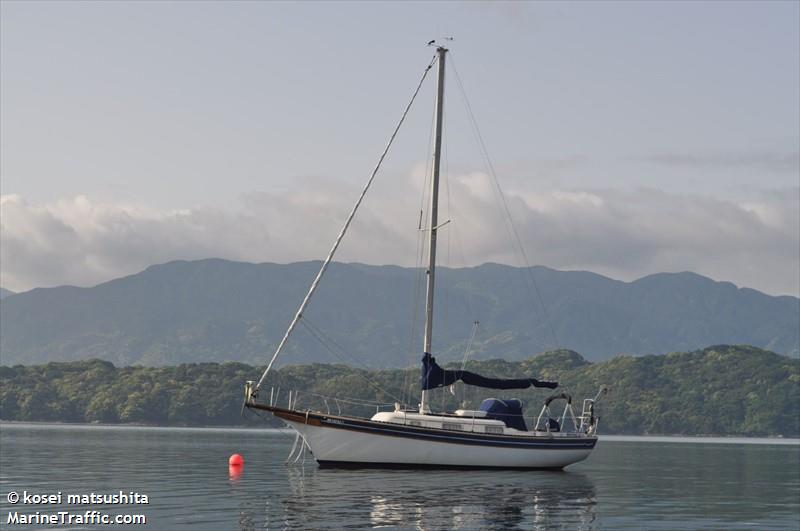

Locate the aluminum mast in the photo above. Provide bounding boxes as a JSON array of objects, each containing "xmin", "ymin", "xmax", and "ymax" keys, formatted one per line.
[{"xmin": 420, "ymin": 46, "xmax": 447, "ymax": 414}]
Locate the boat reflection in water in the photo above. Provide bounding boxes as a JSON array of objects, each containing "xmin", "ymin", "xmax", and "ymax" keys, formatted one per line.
[{"xmin": 262, "ymin": 466, "xmax": 597, "ymax": 530}]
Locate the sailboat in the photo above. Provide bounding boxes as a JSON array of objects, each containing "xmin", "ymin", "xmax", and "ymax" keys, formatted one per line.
[{"xmin": 245, "ymin": 45, "xmax": 604, "ymax": 469}]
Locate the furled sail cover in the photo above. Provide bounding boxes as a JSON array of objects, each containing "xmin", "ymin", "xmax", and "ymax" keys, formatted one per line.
[{"xmin": 420, "ymin": 353, "xmax": 558, "ymax": 391}]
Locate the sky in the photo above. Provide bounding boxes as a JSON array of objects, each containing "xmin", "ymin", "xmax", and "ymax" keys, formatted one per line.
[{"xmin": 1, "ymin": 1, "xmax": 798, "ymax": 296}]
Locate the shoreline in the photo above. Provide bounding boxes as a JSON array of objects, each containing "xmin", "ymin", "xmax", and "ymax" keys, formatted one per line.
[
  {"xmin": 599, "ymin": 434, "xmax": 800, "ymax": 446},
  {"xmin": 1, "ymin": 420, "xmax": 797, "ymax": 444},
  {"xmin": 0, "ymin": 420, "xmax": 289, "ymax": 434}
]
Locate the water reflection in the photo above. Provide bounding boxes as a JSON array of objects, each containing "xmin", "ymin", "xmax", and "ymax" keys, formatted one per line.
[
  {"xmin": 3, "ymin": 425, "xmax": 797, "ymax": 530},
  {"xmin": 229, "ymin": 465, "xmax": 244, "ymax": 481},
  {"xmin": 256, "ymin": 466, "xmax": 598, "ymax": 530}
]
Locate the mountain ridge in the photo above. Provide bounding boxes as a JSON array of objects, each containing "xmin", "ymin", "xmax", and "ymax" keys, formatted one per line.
[{"xmin": 1, "ymin": 259, "xmax": 797, "ymax": 367}]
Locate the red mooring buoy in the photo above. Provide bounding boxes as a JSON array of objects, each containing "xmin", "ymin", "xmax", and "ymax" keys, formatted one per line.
[{"xmin": 229, "ymin": 453, "xmax": 244, "ymax": 466}]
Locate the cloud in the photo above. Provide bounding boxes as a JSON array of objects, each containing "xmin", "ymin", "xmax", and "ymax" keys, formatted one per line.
[
  {"xmin": 0, "ymin": 194, "xmax": 265, "ymax": 292},
  {"xmin": 1, "ymin": 176, "xmax": 798, "ymax": 297},
  {"xmin": 644, "ymin": 151, "xmax": 799, "ymax": 174}
]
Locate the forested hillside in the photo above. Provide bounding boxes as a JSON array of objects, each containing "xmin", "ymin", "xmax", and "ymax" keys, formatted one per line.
[{"xmin": 1, "ymin": 345, "xmax": 797, "ymax": 437}]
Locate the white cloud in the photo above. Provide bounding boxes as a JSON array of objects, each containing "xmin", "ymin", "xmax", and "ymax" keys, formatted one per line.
[{"xmin": 1, "ymin": 176, "xmax": 798, "ymax": 297}]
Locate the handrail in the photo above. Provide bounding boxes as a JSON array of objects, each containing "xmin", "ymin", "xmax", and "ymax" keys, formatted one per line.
[{"xmin": 253, "ymin": 386, "xmax": 599, "ymax": 434}]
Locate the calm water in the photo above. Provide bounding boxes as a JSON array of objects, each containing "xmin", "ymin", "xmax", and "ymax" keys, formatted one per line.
[{"xmin": 1, "ymin": 423, "xmax": 798, "ymax": 530}]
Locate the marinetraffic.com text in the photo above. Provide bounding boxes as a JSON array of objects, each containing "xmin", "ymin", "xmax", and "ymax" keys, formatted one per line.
[{"xmin": 5, "ymin": 490, "xmax": 148, "ymax": 526}]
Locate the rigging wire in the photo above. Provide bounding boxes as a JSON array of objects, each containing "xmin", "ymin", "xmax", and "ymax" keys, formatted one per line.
[
  {"xmin": 442, "ymin": 133, "xmax": 477, "ymax": 325},
  {"xmin": 459, "ymin": 320, "xmax": 480, "ymax": 372},
  {"xmin": 300, "ymin": 317, "xmax": 405, "ymax": 404},
  {"xmin": 448, "ymin": 52, "xmax": 561, "ymax": 350},
  {"xmin": 401, "ymin": 77, "xmax": 439, "ymax": 407},
  {"xmin": 441, "ymin": 100, "xmax": 480, "ymax": 368},
  {"xmin": 440, "ymin": 99, "xmax": 451, "ymax": 349},
  {"xmin": 458, "ymin": 320, "xmax": 480, "ymax": 405},
  {"xmin": 302, "ymin": 391, "xmax": 395, "ymax": 408},
  {"xmin": 254, "ymin": 53, "xmax": 439, "ymax": 392},
  {"xmin": 401, "ymin": 216, "xmax": 429, "ymax": 406}
]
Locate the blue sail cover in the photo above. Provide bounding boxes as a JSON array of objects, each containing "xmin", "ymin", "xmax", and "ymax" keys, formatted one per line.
[
  {"xmin": 420, "ymin": 353, "xmax": 558, "ymax": 391},
  {"xmin": 480, "ymin": 398, "xmax": 528, "ymax": 431}
]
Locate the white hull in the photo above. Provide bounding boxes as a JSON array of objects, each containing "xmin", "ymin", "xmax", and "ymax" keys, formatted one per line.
[{"xmin": 282, "ymin": 416, "xmax": 595, "ymax": 469}]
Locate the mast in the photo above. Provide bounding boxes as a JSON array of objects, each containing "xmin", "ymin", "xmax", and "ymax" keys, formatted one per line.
[{"xmin": 420, "ymin": 46, "xmax": 447, "ymax": 414}]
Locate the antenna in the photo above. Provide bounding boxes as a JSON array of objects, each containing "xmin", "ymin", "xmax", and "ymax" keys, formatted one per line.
[{"xmin": 426, "ymin": 37, "xmax": 455, "ymax": 47}]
